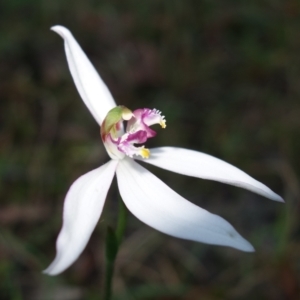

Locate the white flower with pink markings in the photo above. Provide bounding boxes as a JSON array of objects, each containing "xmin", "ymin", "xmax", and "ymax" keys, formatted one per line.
[{"xmin": 44, "ymin": 26, "xmax": 283, "ymax": 276}]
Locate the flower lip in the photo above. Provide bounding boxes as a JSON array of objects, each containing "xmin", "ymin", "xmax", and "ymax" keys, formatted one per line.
[
  {"xmin": 118, "ymin": 131, "xmax": 150, "ymax": 158},
  {"xmin": 127, "ymin": 108, "xmax": 166, "ymax": 138}
]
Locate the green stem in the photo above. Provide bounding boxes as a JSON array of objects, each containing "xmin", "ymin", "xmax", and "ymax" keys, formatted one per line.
[
  {"xmin": 103, "ymin": 198, "xmax": 127, "ymax": 300},
  {"xmin": 116, "ymin": 199, "xmax": 127, "ymax": 244},
  {"xmin": 103, "ymin": 258, "xmax": 114, "ymax": 300}
]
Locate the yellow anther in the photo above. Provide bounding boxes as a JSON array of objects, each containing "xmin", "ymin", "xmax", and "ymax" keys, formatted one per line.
[
  {"xmin": 139, "ymin": 147, "xmax": 150, "ymax": 159},
  {"xmin": 160, "ymin": 120, "xmax": 166, "ymax": 129}
]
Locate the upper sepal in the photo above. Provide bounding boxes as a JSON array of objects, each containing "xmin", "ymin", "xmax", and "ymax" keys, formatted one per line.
[{"xmin": 51, "ymin": 25, "xmax": 117, "ymax": 125}]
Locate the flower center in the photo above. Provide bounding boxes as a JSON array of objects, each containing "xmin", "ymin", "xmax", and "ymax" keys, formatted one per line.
[{"xmin": 101, "ymin": 106, "xmax": 166, "ymax": 160}]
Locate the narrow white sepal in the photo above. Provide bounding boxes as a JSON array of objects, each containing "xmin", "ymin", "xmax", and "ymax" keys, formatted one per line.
[
  {"xmin": 116, "ymin": 158, "xmax": 254, "ymax": 252},
  {"xmin": 51, "ymin": 25, "xmax": 116, "ymax": 125},
  {"xmin": 43, "ymin": 160, "xmax": 118, "ymax": 275},
  {"xmin": 138, "ymin": 147, "xmax": 283, "ymax": 202}
]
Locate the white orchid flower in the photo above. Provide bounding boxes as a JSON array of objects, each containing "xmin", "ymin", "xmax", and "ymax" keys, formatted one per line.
[{"xmin": 44, "ymin": 25, "xmax": 283, "ymax": 276}]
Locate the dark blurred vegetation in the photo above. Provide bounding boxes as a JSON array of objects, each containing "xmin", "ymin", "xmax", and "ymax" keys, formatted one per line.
[{"xmin": 0, "ymin": 0, "xmax": 299, "ymax": 299}]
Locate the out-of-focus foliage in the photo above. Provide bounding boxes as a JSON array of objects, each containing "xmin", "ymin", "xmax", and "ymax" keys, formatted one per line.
[{"xmin": 0, "ymin": 0, "xmax": 299, "ymax": 299}]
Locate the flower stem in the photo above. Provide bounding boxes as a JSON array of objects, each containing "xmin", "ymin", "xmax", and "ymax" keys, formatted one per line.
[
  {"xmin": 116, "ymin": 199, "xmax": 127, "ymax": 244},
  {"xmin": 103, "ymin": 199, "xmax": 127, "ymax": 300}
]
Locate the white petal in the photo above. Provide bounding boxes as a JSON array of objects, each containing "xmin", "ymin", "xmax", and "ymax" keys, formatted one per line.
[
  {"xmin": 51, "ymin": 25, "xmax": 116, "ymax": 125},
  {"xmin": 116, "ymin": 158, "xmax": 254, "ymax": 252},
  {"xmin": 43, "ymin": 160, "xmax": 118, "ymax": 275},
  {"xmin": 138, "ymin": 147, "xmax": 283, "ymax": 202}
]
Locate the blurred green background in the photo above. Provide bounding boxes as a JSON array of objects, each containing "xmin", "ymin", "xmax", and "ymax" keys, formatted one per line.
[{"xmin": 0, "ymin": 0, "xmax": 299, "ymax": 299}]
